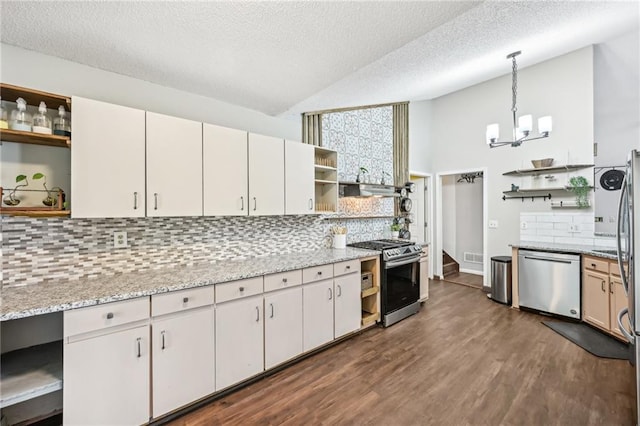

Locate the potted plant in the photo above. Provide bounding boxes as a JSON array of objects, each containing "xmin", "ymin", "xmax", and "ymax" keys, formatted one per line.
[
  {"xmin": 32, "ymin": 172, "xmax": 64, "ymax": 207},
  {"xmin": 390, "ymin": 223, "xmax": 402, "ymax": 239},
  {"xmin": 356, "ymin": 166, "xmax": 369, "ymax": 183},
  {"xmin": 2, "ymin": 174, "xmax": 28, "ymax": 206},
  {"xmin": 568, "ymin": 176, "xmax": 590, "ymax": 207}
]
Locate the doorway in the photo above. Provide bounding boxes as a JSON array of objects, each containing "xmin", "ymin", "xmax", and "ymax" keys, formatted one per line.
[
  {"xmin": 435, "ymin": 168, "xmax": 488, "ymax": 288},
  {"xmin": 408, "ymin": 173, "xmax": 433, "ymax": 279}
]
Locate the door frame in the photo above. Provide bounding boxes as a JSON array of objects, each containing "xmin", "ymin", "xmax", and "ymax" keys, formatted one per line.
[
  {"xmin": 435, "ymin": 167, "xmax": 488, "ymax": 287},
  {"xmin": 409, "ymin": 171, "xmax": 434, "ymax": 279}
]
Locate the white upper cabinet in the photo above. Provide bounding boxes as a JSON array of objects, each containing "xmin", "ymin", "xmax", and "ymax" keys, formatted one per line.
[
  {"xmin": 203, "ymin": 124, "xmax": 248, "ymax": 216},
  {"xmin": 146, "ymin": 112, "xmax": 203, "ymax": 217},
  {"xmin": 248, "ymin": 133, "xmax": 284, "ymax": 216},
  {"xmin": 71, "ymin": 96, "xmax": 146, "ymax": 218},
  {"xmin": 285, "ymin": 140, "xmax": 315, "ymax": 215}
]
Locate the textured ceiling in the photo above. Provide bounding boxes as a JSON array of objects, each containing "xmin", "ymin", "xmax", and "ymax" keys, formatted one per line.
[{"xmin": 1, "ymin": 1, "xmax": 638, "ymax": 119}]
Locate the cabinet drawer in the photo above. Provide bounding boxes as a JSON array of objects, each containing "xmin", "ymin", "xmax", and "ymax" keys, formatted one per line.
[
  {"xmin": 151, "ymin": 286, "xmax": 215, "ymax": 317},
  {"xmin": 583, "ymin": 256, "xmax": 609, "ymax": 274},
  {"xmin": 264, "ymin": 270, "xmax": 302, "ymax": 292},
  {"xmin": 610, "ymin": 262, "xmax": 627, "ymax": 277},
  {"xmin": 333, "ymin": 260, "xmax": 361, "ymax": 277},
  {"xmin": 64, "ymin": 297, "xmax": 150, "ymax": 338},
  {"xmin": 303, "ymin": 264, "xmax": 334, "ymax": 284},
  {"xmin": 216, "ymin": 277, "xmax": 263, "ymax": 303}
]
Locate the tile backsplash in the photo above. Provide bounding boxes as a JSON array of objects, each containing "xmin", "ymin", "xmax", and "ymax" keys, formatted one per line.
[
  {"xmin": 1, "ymin": 215, "xmax": 329, "ymax": 288},
  {"xmin": 519, "ymin": 212, "xmax": 615, "ymax": 247}
]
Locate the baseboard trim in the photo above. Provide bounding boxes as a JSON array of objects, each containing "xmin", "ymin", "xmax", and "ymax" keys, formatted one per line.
[{"xmin": 459, "ymin": 268, "xmax": 483, "ymax": 276}]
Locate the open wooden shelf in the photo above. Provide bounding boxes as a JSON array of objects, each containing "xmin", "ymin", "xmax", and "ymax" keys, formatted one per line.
[
  {"xmin": 0, "ymin": 210, "xmax": 71, "ymax": 217},
  {"xmin": 361, "ymin": 312, "xmax": 380, "ymax": 327},
  {"xmin": 314, "ymin": 164, "xmax": 337, "ymax": 172},
  {"xmin": 0, "ymin": 129, "xmax": 70, "ymax": 148},
  {"xmin": 0, "ymin": 340, "xmax": 63, "ymax": 408},
  {"xmin": 361, "ymin": 286, "xmax": 379, "ymax": 298},
  {"xmin": 502, "ymin": 164, "xmax": 594, "ymax": 176},
  {"xmin": 1, "ymin": 83, "xmax": 71, "ymax": 111}
]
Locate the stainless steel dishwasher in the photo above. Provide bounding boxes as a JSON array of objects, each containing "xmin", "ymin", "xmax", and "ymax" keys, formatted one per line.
[{"xmin": 518, "ymin": 250, "xmax": 581, "ymax": 319}]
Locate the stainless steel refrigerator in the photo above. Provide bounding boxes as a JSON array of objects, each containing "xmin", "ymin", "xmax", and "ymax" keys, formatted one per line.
[{"xmin": 616, "ymin": 149, "xmax": 640, "ymax": 421}]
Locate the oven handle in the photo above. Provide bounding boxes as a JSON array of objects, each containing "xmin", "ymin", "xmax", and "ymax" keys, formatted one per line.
[{"xmin": 384, "ymin": 256, "xmax": 420, "ymax": 269}]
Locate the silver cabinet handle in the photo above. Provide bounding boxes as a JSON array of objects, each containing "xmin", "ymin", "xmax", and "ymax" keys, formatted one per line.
[
  {"xmin": 183, "ymin": 297, "xmax": 189, "ymax": 303},
  {"xmin": 253, "ymin": 197, "xmax": 257, "ymax": 211},
  {"xmin": 106, "ymin": 312, "xmax": 114, "ymax": 319},
  {"xmin": 133, "ymin": 192, "xmax": 138, "ymax": 210},
  {"xmin": 136, "ymin": 337, "xmax": 142, "ymax": 358},
  {"xmin": 309, "ymin": 198, "xmax": 313, "ymax": 210},
  {"xmin": 255, "ymin": 306, "xmax": 260, "ymax": 322},
  {"xmin": 161, "ymin": 331, "xmax": 166, "ymax": 350},
  {"xmin": 601, "ymin": 280, "xmax": 606, "ymax": 292},
  {"xmin": 328, "ymin": 288, "xmax": 333, "ymax": 300},
  {"xmin": 337, "ymin": 285, "xmax": 342, "ymax": 297},
  {"xmin": 270, "ymin": 303, "xmax": 274, "ymax": 318},
  {"xmin": 241, "ymin": 196, "xmax": 244, "ymax": 211},
  {"xmin": 154, "ymin": 193, "xmax": 158, "ymax": 210}
]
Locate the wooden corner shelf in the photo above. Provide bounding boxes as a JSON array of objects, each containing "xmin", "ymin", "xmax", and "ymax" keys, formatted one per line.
[
  {"xmin": 0, "ymin": 129, "xmax": 70, "ymax": 148},
  {"xmin": 361, "ymin": 311, "xmax": 380, "ymax": 327},
  {"xmin": 1, "ymin": 83, "xmax": 71, "ymax": 111},
  {"xmin": 361, "ymin": 286, "xmax": 379, "ymax": 299}
]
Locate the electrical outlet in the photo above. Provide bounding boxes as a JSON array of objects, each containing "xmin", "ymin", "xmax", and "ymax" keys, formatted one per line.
[
  {"xmin": 489, "ymin": 220, "xmax": 498, "ymax": 229},
  {"xmin": 113, "ymin": 231, "xmax": 127, "ymax": 248},
  {"xmin": 520, "ymin": 221, "xmax": 528, "ymax": 230},
  {"xmin": 568, "ymin": 224, "xmax": 580, "ymax": 233}
]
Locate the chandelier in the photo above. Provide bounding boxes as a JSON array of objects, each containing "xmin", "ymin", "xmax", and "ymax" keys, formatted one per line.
[{"xmin": 486, "ymin": 51, "xmax": 552, "ymax": 148}]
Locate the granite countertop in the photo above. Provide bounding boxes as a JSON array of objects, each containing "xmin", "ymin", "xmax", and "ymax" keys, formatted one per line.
[
  {"xmin": 511, "ymin": 241, "xmax": 620, "ymax": 260},
  {"xmin": 1, "ymin": 248, "xmax": 378, "ymax": 321}
]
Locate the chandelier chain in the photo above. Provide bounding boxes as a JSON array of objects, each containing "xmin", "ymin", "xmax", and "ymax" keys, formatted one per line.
[{"xmin": 511, "ymin": 55, "xmax": 518, "ymax": 113}]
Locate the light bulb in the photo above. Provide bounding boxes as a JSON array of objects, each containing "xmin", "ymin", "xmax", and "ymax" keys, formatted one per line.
[
  {"xmin": 538, "ymin": 116, "xmax": 552, "ymax": 136},
  {"xmin": 518, "ymin": 114, "xmax": 532, "ymax": 135},
  {"xmin": 486, "ymin": 123, "xmax": 499, "ymax": 144}
]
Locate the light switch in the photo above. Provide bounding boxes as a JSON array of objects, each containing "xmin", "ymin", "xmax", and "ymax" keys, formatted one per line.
[
  {"xmin": 489, "ymin": 220, "xmax": 498, "ymax": 229},
  {"xmin": 520, "ymin": 221, "xmax": 528, "ymax": 230}
]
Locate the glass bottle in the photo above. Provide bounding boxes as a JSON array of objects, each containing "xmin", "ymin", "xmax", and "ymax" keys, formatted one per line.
[
  {"xmin": 0, "ymin": 97, "xmax": 7, "ymax": 129},
  {"xmin": 10, "ymin": 97, "xmax": 32, "ymax": 132},
  {"xmin": 32, "ymin": 101, "xmax": 52, "ymax": 134},
  {"xmin": 53, "ymin": 105, "xmax": 71, "ymax": 137}
]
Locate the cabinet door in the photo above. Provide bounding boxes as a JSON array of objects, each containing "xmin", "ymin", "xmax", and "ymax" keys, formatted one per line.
[
  {"xmin": 582, "ymin": 270, "xmax": 610, "ymax": 329},
  {"xmin": 264, "ymin": 287, "xmax": 303, "ymax": 369},
  {"xmin": 215, "ymin": 295, "xmax": 264, "ymax": 390},
  {"xmin": 610, "ymin": 276, "xmax": 630, "ymax": 341},
  {"xmin": 303, "ymin": 279, "xmax": 334, "ymax": 352},
  {"xmin": 152, "ymin": 308, "xmax": 214, "ymax": 418},
  {"xmin": 203, "ymin": 124, "xmax": 248, "ymax": 216},
  {"xmin": 63, "ymin": 326, "xmax": 149, "ymax": 425},
  {"xmin": 71, "ymin": 97, "xmax": 145, "ymax": 218},
  {"xmin": 248, "ymin": 134, "xmax": 284, "ymax": 216},
  {"xmin": 146, "ymin": 112, "xmax": 202, "ymax": 217},
  {"xmin": 285, "ymin": 140, "xmax": 314, "ymax": 215},
  {"xmin": 334, "ymin": 273, "xmax": 362, "ymax": 338}
]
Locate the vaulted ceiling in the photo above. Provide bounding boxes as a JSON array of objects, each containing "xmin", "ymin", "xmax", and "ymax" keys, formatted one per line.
[{"xmin": 1, "ymin": 1, "xmax": 638, "ymax": 120}]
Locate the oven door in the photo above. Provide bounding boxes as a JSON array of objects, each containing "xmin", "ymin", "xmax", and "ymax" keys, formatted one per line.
[{"xmin": 382, "ymin": 255, "xmax": 420, "ymax": 314}]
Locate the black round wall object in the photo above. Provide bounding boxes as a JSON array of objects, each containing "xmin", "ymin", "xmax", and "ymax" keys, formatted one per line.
[
  {"xmin": 400, "ymin": 197, "xmax": 412, "ymax": 212},
  {"xmin": 600, "ymin": 169, "xmax": 625, "ymax": 191},
  {"xmin": 405, "ymin": 182, "xmax": 416, "ymax": 193}
]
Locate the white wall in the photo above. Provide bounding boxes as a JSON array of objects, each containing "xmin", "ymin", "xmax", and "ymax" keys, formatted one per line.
[
  {"xmin": 0, "ymin": 44, "xmax": 300, "ymax": 139},
  {"xmin": 455, "ymin": 176, "xmax": 483, "ymax": 272},
  {"xmin": 593, "ymin": 29, "xmax": 640, "ymax": 234},
  {"xmin": 427, "ymin": 47, "xmax": 595, "ymax": 279}
]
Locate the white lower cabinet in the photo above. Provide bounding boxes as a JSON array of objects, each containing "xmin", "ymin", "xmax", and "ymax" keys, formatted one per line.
[
  {"xmin": 63, "ymin": 325, "xmax": 150, "ymax": 425},
  {"xmin": 152, "ymin": 307, "xmax": 215, "ymax": 418},
  {"xmin": 334, "ymin": 273, "xmax": 362, "ymax": 338},
  {"xmin": 215, "ymin": 295, "xmax": 264, "ymax": 390},
  {"xmin": 303, "ymin": 279, "xmax": 335, "ymax": 352},
  {"xmin": 264, "ymin": 287, "xmax": 303, "ymax": 369}
]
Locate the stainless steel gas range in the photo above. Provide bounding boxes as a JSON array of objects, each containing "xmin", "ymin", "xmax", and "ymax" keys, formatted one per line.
[{"xmin": 348, "ymin": 239, "xmax": 422, "ymax": 327}]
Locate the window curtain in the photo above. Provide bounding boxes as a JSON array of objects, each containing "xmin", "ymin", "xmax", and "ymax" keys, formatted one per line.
[
  {"xmin": 393, "ymin": 102, "xmax": 410, "ymax": 186},
  {"xmin": 302, "ymin": 113, "xmax": 322, "ymax": 146}
]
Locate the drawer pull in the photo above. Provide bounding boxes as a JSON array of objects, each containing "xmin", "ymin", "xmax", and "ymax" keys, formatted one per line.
[
  {"xmin": 282, "ymin": 278, "xmax": 288, "ymax": 284},
  {"xmin": 591, "ymin": 263, "xmax": 596, "ymax": 268},
  {"xmin": 106, "ymin": 312, "xmax": 114, "ymax": 320},
  {"xmin": 136, "ymin": 337, "xmax": 142, "ymax": 358},
  {"xmin": 318, "ymin": 271, "xmax": 323, "ymax": 276},
  {"xmin": 346, "ymin": 265, "xmax": 351, "ymax": 270},
  {"xmin": 161, "ymin": 331, "xmax": 166, "ymax": 350},
  {"xmin": 601, "ymin": 280, "xmax": 606, "ymax": 292},
  {"xmin": 239, "ymin": 286, "xmax": 245, "ymax": 292},
  {"xmin": 183, "ymin": 297, "xmax": 189, "ymax": 303}
]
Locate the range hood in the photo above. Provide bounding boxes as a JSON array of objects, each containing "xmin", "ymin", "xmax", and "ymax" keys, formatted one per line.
[{"xmin": 340, "ymin": 182, "xmax": 399, "ymax": 198}]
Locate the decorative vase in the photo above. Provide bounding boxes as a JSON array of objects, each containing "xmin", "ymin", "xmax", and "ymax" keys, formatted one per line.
[
  {"xmin": 333, "ymin": 234, "xmax": 346, "ymax": 249},
  {"xmin": 391, "ymin": 231, "xmax": 399, "ymax": 239}
]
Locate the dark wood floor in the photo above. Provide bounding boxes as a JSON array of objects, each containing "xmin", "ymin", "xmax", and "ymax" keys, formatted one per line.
[
  {"xmin": 169, "ymin": 280, "xmax": 635, "ymax": 425},
  {"xmin": 442, "ymin": 271, "xmax": 484, "ymax": 289}
]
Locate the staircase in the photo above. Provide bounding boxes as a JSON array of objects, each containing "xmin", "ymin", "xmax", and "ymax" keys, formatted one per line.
[{"xmin": 443, "ymin": 251, "xmax": 460, "ymax": 278}]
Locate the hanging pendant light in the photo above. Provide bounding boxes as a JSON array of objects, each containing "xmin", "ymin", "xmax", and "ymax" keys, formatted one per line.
[{"xmin": 486, "ymin": 51, "xmax": 552, "ymax": 148}]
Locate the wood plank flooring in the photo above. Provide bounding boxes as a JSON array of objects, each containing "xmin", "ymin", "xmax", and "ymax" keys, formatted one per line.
[
  {"xmin": 442, "ymin": 271, "xmax": 484, "ymax": 289},
  {"xmin": 169, "ymin": 280, "xmax": 635, "ymax": 426}
]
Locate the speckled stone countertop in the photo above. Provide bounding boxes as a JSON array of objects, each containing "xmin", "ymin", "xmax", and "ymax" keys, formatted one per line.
[
  {"xmin": 511, "ymin": 241, "xmax": 620, "ymax": 260},
  {"xmin": 1, "ymin": 248, "xmax": 378, "ymax": 321}
]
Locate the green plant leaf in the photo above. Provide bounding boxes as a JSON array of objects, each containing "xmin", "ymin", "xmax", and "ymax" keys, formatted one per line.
[
  {"xmin": 15, "ymin": 174, "xmax": 27, "ymax": 183},
  {"xmin": 32, "ymin": 173, "xmax": 45, "ymax": 180}
]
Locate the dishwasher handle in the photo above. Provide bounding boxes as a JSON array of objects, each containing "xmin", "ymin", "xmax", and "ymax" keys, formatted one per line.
[{"xmin": 523, "ymin": 255, "xmax": 573, "ymax": 265}]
